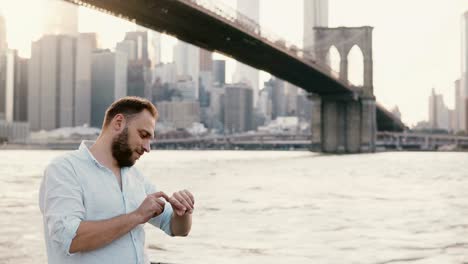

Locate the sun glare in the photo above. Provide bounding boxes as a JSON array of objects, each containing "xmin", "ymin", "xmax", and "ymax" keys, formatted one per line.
[{"xmin": 1, "ymin": 0, "xmax": 45, "ymax": 57}]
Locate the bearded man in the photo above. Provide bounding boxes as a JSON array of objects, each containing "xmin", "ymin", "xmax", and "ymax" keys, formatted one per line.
[{"xmin": 39, "ymin": 96, "xmax": 194, "ymax": 264}]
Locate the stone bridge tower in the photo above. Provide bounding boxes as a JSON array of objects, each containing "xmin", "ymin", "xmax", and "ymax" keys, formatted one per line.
[{"xmin": 310, "ymin": 26, "xmax": 376, "ymax": 153}]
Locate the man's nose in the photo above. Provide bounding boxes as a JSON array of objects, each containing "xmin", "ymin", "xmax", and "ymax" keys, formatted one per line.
[{"xmin": 143, "ymin": 141, "xmax": 151, "ymax": 153}]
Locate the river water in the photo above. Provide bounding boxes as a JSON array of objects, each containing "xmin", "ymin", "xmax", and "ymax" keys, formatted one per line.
[{"xmin": 1, "ymin": 150, "xmax": 468, "ymax": 264}]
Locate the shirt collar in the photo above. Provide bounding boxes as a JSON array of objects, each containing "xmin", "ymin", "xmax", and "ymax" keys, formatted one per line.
[{"xmin": 79, "ymin": 140, "xmax": 105, "ymax": 169}]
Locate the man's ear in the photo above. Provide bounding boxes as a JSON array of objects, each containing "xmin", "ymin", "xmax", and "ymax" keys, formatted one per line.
[{"xmin": 112, "ymin": 114, "xmax": 127, "ymax": 132}]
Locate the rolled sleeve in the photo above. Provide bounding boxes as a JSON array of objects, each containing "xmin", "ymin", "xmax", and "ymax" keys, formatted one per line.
[
  {"xmin": 139, "ymin": 170, "xmax": 174, "ymax": 236},
  {"xmin": 42, "ymin": 160, "xmax": 85, "ymax": 255},
  {"xmin": 148, "ymin": 202, "xmax": 174, "ymax": 236}
]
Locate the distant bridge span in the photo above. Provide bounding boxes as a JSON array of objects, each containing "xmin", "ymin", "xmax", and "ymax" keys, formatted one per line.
[{"xmin": 65, "ymin": 0, "xmax": 405, "ymax": 133}]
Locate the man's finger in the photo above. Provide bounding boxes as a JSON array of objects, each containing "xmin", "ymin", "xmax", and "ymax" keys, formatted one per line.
[
  {"xmin": 179, "ymin": 191, "xmax": 194, "ymax": 208},
  {"xmin": 174, "ymin": 192, "xmax": 192, "ymax": 210},
  {"xmin": 183, "ymin": 190, "xmax": 195, "ymax": 205},
  {"xmin": 168, "ymin": 196, "xmax": 186, "ymax": 211},
  {"xmin": 152, "ymin": 191, "xmax": 170, "ymax": 202},
  {"xmin": 155, "ymin": 198, "xmax": 166, "ymax": 207}
]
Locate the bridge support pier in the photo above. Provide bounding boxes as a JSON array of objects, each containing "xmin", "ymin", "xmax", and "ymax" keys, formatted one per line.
[
  {"xmin": 319, "ymin": 95, "xmax": 376, "ymax": 153},
  {"xmin": 309, "ymin": 94, "xmax": 322, "ymax": 151}
]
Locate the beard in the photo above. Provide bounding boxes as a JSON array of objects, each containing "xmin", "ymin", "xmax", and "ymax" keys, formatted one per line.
[{"xmin": 111, "ymin": 127, "xmax": 136, "ymax": 168}]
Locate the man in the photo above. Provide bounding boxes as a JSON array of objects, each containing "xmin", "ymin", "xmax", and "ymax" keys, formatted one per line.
[{"xmin": 39, "ymin": 96, "xmax": 194, "ymax": 264}]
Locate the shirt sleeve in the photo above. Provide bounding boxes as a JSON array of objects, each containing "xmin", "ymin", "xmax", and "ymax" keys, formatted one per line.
[
  {"xmin": 142, "ymin": 173, "xmax": 174, "ymax": 236},
  {"xmin": 41, "ymin": 159, "xmax": 85, "ymax": 255}
]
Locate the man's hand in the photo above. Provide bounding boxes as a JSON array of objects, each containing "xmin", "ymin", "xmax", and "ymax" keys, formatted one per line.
[
  {"xmin": 133, "ymin": 192, "xmax": 170, "ymax": 224},
  {"xmin": 166, "ymin": 190, "xmax": 195, "ymax": 216}
]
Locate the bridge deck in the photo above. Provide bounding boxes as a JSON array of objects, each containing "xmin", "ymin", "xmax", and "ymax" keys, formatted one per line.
[{"xmin": 66, "ymin": 0, "xmax": 406, "ymax": 131}]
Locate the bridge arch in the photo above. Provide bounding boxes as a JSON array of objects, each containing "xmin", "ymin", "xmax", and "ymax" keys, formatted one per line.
[
  {"xmin": 347, "ymin": 44, "xmax": 364, "ymax": 86},
  {"xmin": 314, "ymin": 26, "xmax": 373, "ymax": 97},
  {"xmin": 327, "ymin": 45, "xmax": 341, "ymax": 77}
]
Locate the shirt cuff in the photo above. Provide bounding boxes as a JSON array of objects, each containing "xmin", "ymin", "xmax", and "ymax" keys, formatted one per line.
[
  {"xmin": 62, "ymin": 216, "xmax": 82, "ymax": 256},
  {"xmin": 160, "ymin": 202, "xmax": 174, "ymax": 236}
]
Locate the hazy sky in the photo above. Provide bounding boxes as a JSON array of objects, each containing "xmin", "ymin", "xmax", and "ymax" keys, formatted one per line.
[{"xmin": 0, "ymin": 0, "xmax": 466, "ymax": 126}]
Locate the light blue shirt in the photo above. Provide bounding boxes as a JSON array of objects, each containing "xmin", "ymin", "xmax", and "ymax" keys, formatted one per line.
[{"xmin": 39, "ymin": 140, "xmax": 173, "ymax": 264}]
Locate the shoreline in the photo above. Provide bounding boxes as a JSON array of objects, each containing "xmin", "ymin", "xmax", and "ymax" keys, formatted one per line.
[{"xmin": 1, "ymin": 142, "xmax": 467, "ymax": 152}]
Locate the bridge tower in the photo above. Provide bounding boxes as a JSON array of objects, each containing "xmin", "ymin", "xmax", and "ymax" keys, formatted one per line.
[{"xmin": 311, "ymin": 26, "xmax": 376, "ymax": 153}]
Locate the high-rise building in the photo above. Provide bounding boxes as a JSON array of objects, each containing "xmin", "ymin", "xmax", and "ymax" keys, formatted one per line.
[
  {"xmin": 224, "ymin": 83, "xmax": 253, "ymax": 133},
  {"xmin": 285, "ymin": 82, "xmax": 299, "ymax": 115},
  {"xmin": 91, "ymin": 50, "xmax": 127, "ymax": 128},
  {"xmin": 28, "ymin": 35, "xmax": 76, "ymax": 131},
  {"xmin": 258, "ymin": 87, "xmax": 272, "ymax": 122},
  {"xmin": 0, "ymin": 14, "xmax": 6, "ymax": 119},
  {"xmin": 157, "ymin": 100, "xmax": 200, "ymax": 129},
  {"xmin": 173, "ymin": 41, "xmax": 200, "ymax": 99},
  {"xmin": 303, "ymin": 0, "xmax": 328, "ymax": 53},
  {"xmin": 199, "ymin": 48, "xmax": 213, "ymax": 72},
  {"xmin": 13, "ymin": 57, "xmax": 28, "ymax": 122},
  {"xmin": 127, "ymin": 62, "xmax": 152, "ymax": 99},
  {"xmin": 454, "ymin": 79, "xmax": 462, "ymax": 132},
  {"xmin": 296, "ymin": 90, "xmax": 313, "ymax": 122},
  {"xmin": 43, "ymin": 0, "xmax": 79, "ymax": 36},
  {"xmin": 75, "ymin": 33, "xmax": 97, "ymax": 127},
  {"xmin": 124, "ymin": 31, "xmax": 150, "ymax": 66},
  {"xmin": 4, "ymin": 50, "xmax": 28, "ymax": 122},
  {"xmin": 0, "ymin": 54, "xmax": 6, "ymax": 120},
  {"xmin": 118, "ymin": 31, "xmax": 152, "ymax": 100},
  {"xmin": 0, "ymin": 13, "xmax": 7, "ymax": 55},
  {"xmin": 153, "ymin": 62, "xmax": 177, "ymax": 84},
  {"xmin": 116, "ymin": 40, "xmax": 136, "ymax": 61},
  {"xmin": 174, "ymin": 75, "xmax": 197, "ymax": 101},
  {"xmin": 429, "ymin": 88, "xmax": 450, "ymax": 130},
  {"xmin": 213, "ymin": 60, "xmax": 226, "ymax": 85},
  {"xmin": 461, "ymin": 11, "xmax": 468, "ymax": 131},
  {"xmin": 149, "ymin": 31, "xmax": 162, "ymax": 67},
  {"xmin": 199, "ymin": 48, "xmax": 213, "ymax": 107},
  {"xmin": 233, "ymin": 0, "xmax": 259, "ymax": 106},
  {"xmin": 264, "ymin": 77, "xmax": 287, "ymax": 119},
  {"xmin": 205, "ymin": 87, "xmax": 224, "ymax": 130}
]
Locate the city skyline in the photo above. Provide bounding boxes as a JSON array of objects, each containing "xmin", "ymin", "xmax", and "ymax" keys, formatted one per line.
[{"xmin": 0, "ymin": 0, "xmax": 466, "ymax": 126}]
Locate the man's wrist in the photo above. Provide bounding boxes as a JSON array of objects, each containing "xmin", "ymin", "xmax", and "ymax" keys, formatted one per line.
[{"xmin": 129, "ymin": 211, "xmax": 144, "ymax": 225}]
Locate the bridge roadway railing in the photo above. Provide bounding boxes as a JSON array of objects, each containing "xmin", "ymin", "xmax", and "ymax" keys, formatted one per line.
[{"xmin": 179, "ymin": 0, "xmax": 350, "ymax": 88}]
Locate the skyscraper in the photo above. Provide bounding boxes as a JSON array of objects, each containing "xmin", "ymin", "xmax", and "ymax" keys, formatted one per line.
[
  {"xmin": 461, "ymin": 11, "xmax": 468, "ymax": 131},
  {"xmin": 303, "ymin": 0, "xmax": 328, "ymax": 55},
  {"xmin": 75, "ymin": 33, "xmax": 97, "ymax": 126},
  {"xmin": 224, "ymin": 83, "xmax": 253, "ymax": 134},
  {"xmin": 213, "ymin": 60, "xmax": 226, "ymax": 85},
  {"xmin": 149, "ymin": 31, "xmax": 162, "ymax": 67},
  {"xmin": 173, "ymin": 41, "xmax": 200, "ymax": 99},
  {"xmin": 0, "ymin": 13, "xmax": 7, "ymax": 119},
  {"xmin": 0, "ymin": 13, "xmax": 7, "ymax": 55},
  {"xmin": 116, "ymin": 40, "xmax": 136, "ymax": 61},
  {"xmin": 28, "ymin": 35, "xmax": 76, "ymax": 131},
  {"xmin": 429, "ymin": 88, "xmax": 450, "ymax": 130},
  {"xmin": 91, "ymin": 50, "xmax": 127, "ymax": 128},
  {"xmin": 43, "ymin": 0, "xmax": 79, "ymax": 36},
  {"xmin": 199, "ymin": 48, "xmax": 213, "ymax": 106},
  {"xmin": 119, "ymin": 31, "xmax": 152, "ymax": 99},
  {"xmin": 124, "ymin": 31, "xmax": 150, "ymax": 66},
  {"xmin": 5, "ymin": 50, "xmax": 28, "ymax": 123},
  {"xmin": 455, "ymin": 79, "xmax": 462, "ymax": 132},
  {"xmin": 199, "ymin": 48, "xmax": 213, "ymax": 72},
  {"xmin": 233, "ymin": 0, "xmax": 259, "ymax": 106},
  {"xmin": 265, "ymin": 77, "xmax": 287, "ymax": 120},
  {"xmin": 0, "ymin": 54, "xmax": 6, "ymax": 120}
]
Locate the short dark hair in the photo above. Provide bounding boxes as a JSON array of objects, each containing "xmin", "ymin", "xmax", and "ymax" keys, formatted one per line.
[{"xmin": 103, "ymin": 96, "xmax": 158, "ymax": 128}]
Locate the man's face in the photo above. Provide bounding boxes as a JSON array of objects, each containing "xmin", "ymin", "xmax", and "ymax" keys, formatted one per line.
[{"xmin": 111, "ymin": 110, "xmax": 156, "ymax": 167}]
